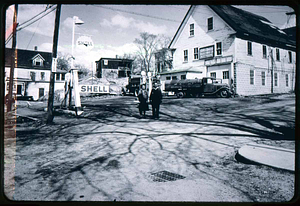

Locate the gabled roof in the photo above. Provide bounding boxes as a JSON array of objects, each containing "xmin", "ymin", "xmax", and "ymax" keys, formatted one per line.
[
  {"xmin": 209, "ymin": 5, "xmax": 295, "ymax": 50},
  {"xmin": 31, "ymin": 53, "xmax": 45, "ymax": 61},
  {"xmin": 169, "ymin": 5, "xmax": 296, "ymax": 51},
  {"xmin": 282, "ymin": 26, "xmax": 296, "ymax": 42},
  {"xmin": 5, "ymin": 48, "xmax": 52, "ymax": 69}
]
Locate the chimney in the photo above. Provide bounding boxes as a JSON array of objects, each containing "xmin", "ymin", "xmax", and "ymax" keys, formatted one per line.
[{"xmin": 34, "ymin": 46, "xmax": 38, "ymax": 51}]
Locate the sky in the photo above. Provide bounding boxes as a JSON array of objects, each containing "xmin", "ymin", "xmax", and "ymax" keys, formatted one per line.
[{"xmin": 5, "ymin": 4, "xmax": 295, "ymax": 72}]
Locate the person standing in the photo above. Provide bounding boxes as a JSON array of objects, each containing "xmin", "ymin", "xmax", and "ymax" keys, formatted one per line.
[
  {"xmin": 137, "ymin": 84, "xmax": 148, "ymax": 117},
  {"xmin": 150, "ymin": 82, "xmax": 162, "ymax": 119}
]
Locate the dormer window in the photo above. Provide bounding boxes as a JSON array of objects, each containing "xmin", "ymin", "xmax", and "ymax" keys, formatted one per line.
[{"xmin": 32, "ymin": 54, "xmax": 45, "ymax": 67}]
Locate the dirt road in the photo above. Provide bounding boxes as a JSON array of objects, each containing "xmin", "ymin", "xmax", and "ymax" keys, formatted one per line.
[{"xmin": 4, "ymin": 94, "xmax": 295, "ymax": 202}]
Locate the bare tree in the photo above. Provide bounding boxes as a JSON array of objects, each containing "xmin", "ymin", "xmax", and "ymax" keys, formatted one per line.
[
  {"xmin": 74, "ymin": 64, "xmax": 89, "ymax": 79},
  {"xmin": 134, "ymin": 32, "xmax": 160, "ymax": 73},
  {"xmin": 57, "ymin": 52, "xmax": 71, "ymax": 71},
  {"xmin": 121, "ymin": 53, "xmax": 141, "ymax": 75}
]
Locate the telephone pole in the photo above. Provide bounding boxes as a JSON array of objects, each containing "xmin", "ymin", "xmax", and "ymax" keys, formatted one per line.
[
  {"xmin": 47, "ymin": 4, "xmax": 61, "ymax": 123},
  {"xmin": 7, "ymin": 5, "xmax": 18, "ymax": 112},
  {"xmin": 270, "ymin": 49, "xmax": 274, "ymax": 94}
]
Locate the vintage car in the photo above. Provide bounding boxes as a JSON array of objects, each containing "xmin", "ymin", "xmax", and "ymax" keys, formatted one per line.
[
  {"xmin": 16, "ymin": 94, "xmax": 34, "ymax": 101},
  {"xmin": 164, "ymin": 77, "xmax": 233, "ymax": 98}
]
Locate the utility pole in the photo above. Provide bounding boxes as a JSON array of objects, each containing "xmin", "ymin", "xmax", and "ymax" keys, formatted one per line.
[
  {"xmin": 47, "ymin": 4, "xmax": 61, "ymax": 124},
  {"xmin": 270, "ymin": 49, "xmax": 274, "ymax": 94},
  {"xmin": 7, "ymin": 5, "xmax": 18, "ymax": 112}
]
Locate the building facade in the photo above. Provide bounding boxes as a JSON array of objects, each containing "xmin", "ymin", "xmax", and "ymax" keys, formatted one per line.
[
  {"xmin": 5, "ymin": 48, "xmax": 67, "ymax": 100},
  {"xmin": 95, "ymin": 57, "xmax": 133, "ymax": 79},
  {"xmin": 164, "ymin": 5, "xmax": 296, "ymax": 95}
]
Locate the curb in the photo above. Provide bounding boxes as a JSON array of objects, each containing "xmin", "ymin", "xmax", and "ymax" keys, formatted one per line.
[{"xmin": 237, "ymin": 144, "xmax": 295, "ymax": 172}]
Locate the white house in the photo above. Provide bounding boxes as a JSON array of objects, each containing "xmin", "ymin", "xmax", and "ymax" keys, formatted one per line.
[
  {"xmin": 5, "ymin": 48, "xmax": 67, "ymax": 100},
  {"xmin": 164, "ymin": 5, "xmax": 296, "ymax": 95}
]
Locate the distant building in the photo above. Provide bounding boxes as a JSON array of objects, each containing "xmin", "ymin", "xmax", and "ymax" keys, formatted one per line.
[
  {"xmin": 164, "ymin": 5, "xmax": 296, "ymax": 95},
  {"xmin": 95, "ymin": 57, "xmax": 133, "ymax": 79},
  {"xmin": 154, "ymin": 48, "xmax": 174, "ymax": 74},
  {"xmin": 5, "ymin": 48, "xmax": 67, "ymax": 100}
]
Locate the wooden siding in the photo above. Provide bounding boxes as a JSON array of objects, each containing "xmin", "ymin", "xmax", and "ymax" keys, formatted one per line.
[{"xmin": 171, "ymin": 5, "xmax": 236, "ymax": 75}]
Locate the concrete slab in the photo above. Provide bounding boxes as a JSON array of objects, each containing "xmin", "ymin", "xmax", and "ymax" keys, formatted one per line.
[{"xmin": 237, "ymin": 143, "xmax": 295, "ymax": 172}]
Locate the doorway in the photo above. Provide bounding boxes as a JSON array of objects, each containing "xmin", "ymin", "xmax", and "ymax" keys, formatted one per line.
[
  {"xmin": 17, "ymin": 85, "xmax": 22, "ymax": 95},
  {"xmin": 39, "ymin": 88, "xmax": 44, "ymax": 99}
]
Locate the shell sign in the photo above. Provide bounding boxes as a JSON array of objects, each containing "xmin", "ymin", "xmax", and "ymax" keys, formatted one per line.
[
  {"xmin": 76, "ymin": 36, "xmax": 94, "ymax": 51},
  {"xmin": 80, "ymin": 85, "xmax": 110, "ymax": 93}
]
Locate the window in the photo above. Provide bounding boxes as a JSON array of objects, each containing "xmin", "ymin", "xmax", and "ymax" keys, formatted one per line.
[
  {"xmin": 286, "ymin": 74, "xmax": 289, "ymax": 87},
  {"xmin": 56, "ymin": 73, "xmax": 60, "ymax": 81},
  {"xmin": 199, "ymin": 45, "xmax": 214, "ymax": 59},
  {"xmin": 33, "ymin": 57, "xmax": 43, "ymax": 66},
  {"xmin": 276, "ymin": 48, "xmax": 280, "ymax": 61},
  {"xmin": 172, "ymin": 76, "xmax": 177, "ymax": 80},
  {"xmin": 41, "ymin": 72, "xmax": 45, "ymax": 80},
  {"xmin": 184, "ymin": 50, "xmax": 188, "ymax": 62},
  {"xmin": 262, "ymin": 45, "xmax": 267, "ymax": 59},
  {"xmin": 250, "ymin": 70, "xmax": 254, "ymax": 85},
  {"xmin": 166, "ymin": 76, "xmax": 171, "ymax": 80},
  {"xmin": 30, "ymin": 71, "xmax": 36, "ymax": 81},
  {"xmin": 216, "ymin": 42, "xmax": 222, "ymax": 55},
  {"xmin": 274, "ymin": 73, "xmax": 278, "ymax": 86},
  {"xmin": 190, "ymin": 23, "xmax": 194, "ymax": 36},
  {"xmin": 181, "ymin": 75, "xmax": 186, "ymax": 80},
  {"xmin": 288, "ymin": 51, "xmax": 292, "ymax": 63},
  {"xmin": 223, "ymin": 71, "xmax": 229, "ymax": 79},
  {"xmin": 210, "ymin": 72, "xmax": 216, "ymax": 78},
  {"xmin": 61, "ymin": 73, "xmax": 65, "ymax": 81},
  {"xmin": 194, "ymin": 48, "xmax": 199, "ymax": 59},
  {"xmin": 247, "ymin": 41, "xmax": 252, "ymax": 56},
  {"xmin": 261, "ymin": 71, "xmax": 265, "ymax": 86},
  {"xmin": 207, "ymin": 17, "xmax": 213, "ymax": 31}
]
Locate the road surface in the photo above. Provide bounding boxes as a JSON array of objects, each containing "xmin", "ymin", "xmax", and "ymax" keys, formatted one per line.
[{"xmin": 4, "ymin": 94, "xmax": 295, "ymax": 202}]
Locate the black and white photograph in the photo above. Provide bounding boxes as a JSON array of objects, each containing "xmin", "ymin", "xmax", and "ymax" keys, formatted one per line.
[{"xmin": 3, "ymin": 3, "xmax": 297, "ymax": 203}]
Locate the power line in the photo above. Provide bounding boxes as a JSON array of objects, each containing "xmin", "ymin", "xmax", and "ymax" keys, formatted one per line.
[
  {"xmin": 94, "ymin": 5, "xmax": 181, "ymax": 23},
  {"xmin": 6, "ymin": 5, "xmax": 57, "ymax": 45},
  {"xmin": 17, "ymin": 5, "xmax": 57, "ymax": 32},
  {"xmin": 5, "ymin": 33, "xmax": 13, "ymax": 45},
  {"xmin": 25, "ymin": 4, "xmax": 49, "ymax": 49},
  {"xmin": 26, "ymin": 15, "xmax": 43, "ymax": 49},
  {"xmin": 18, "ymin": 4, "xmax": 55, "ymax": 27}
]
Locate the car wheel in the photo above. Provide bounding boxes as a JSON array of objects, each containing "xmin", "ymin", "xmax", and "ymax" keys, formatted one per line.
[
  {"xmin": 219, "ymin": 90, "xmax": 228, "ymax": 98},
  {"xmin": 176, "ymin": 92, "xmax": 184, "ymax": 98}
]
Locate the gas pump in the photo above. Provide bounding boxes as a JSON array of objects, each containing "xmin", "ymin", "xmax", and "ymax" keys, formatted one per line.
[{"xmin": 61, "ymin": 69, "xmax": 83, "ymax": 116}]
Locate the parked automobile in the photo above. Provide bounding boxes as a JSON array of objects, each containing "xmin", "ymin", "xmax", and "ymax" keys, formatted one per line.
[
  {"xmin": 16, "ymin": 94, "xmax": 34, "ymax": 101},
  {"xmin": 164, "ymin": 77, "xmax": 233, "ymax": 98}
]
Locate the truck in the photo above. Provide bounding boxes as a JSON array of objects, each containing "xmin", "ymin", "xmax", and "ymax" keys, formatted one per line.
[
  {"xmin": 124, "ymin": 75, "xmax": 142, "ymax": 95},
  {"xmin": 164, "ymin": 77, "xmax": 234, "ymax": 98},
  {"xmin": 124, "ymin": 75, "xmax": 161, "ymax": 96}
]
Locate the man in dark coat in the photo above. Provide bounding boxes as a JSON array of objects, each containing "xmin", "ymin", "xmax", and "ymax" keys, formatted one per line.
[{"xmin": 150, "ymin": 82, "xmax": 162, "ymax": 119}]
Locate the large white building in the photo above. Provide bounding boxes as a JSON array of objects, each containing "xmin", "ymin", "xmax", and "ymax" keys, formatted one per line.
[
  {"xmin": 5, "ymin": 48, "xmax": 67, "ymax": 100},
  {"xmin": 160, "ymin": 5, "xmax": 296, "ymax": 96}
]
